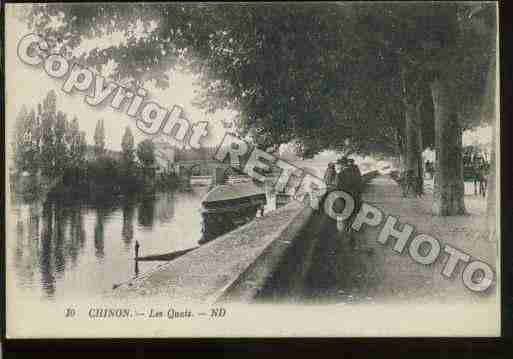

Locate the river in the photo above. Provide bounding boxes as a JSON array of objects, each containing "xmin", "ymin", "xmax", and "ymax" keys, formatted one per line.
[{"xmin": 7, "ymin": 187, "xmax": 208, "ymax": 301}]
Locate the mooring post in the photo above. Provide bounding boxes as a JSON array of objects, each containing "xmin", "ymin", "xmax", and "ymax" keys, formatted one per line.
[{"xmin": 135, "ymin": 240, "xmax": 140, "ymax": 260}]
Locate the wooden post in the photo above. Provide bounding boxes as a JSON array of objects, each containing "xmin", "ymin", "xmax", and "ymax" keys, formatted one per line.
[{"xmin": 134, "ymin": 240, "xmax": 140, "ymax": 260}]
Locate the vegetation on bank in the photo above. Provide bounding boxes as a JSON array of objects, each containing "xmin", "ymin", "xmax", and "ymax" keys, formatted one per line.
[{"xmin": 11, "ymin": 90, "xmax": 179, "ymax": 203}]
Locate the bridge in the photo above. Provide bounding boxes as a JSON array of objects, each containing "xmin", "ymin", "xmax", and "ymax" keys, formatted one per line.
[{"xmin": 174, "ymin": 160, "xmax": 251, "ymax": 188}]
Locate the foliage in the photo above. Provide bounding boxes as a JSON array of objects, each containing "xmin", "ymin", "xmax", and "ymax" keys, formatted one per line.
[
  {"xmin": 94, "ymin": 119, "xmax": 106, "ymax": 158},
  {"xmin": 39, "ymin": 90, "xmax": 57, "ymax": 177},
  {"xmin": 136, "ymin": 139, "xmax": 156, "ymax": 168},
  {"xmin": 24, "ymin": 3, "xmax": 495, "ymax": 157},
  {"xmin": 24, "ymin": 4, "xmax": 399, "ymax": 156},
  {"xmin": 12, "ymin": 106, "xmax": 40, "ymax": 174},
  {"xmin": 13, "ymin": 90, "xmax": 178, "ymax": 201},
  {"xmin": 121, "ymin": 126, "xmax": 135, "ymax": 168}
]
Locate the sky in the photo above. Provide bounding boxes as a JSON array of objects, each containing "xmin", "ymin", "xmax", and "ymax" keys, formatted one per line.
[{"xmin": 5, "ymin": 4, "xmax": 494, "ymax": 158}]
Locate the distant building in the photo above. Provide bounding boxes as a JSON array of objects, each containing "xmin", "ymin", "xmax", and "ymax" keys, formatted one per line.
[{"xmin": 153, "ymin": 140, "xmax": 176, "ymax": 173}]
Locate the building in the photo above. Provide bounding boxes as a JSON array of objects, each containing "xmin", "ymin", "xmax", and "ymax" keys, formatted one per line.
[{"xmin": 153, "ymin": 140, "xmax": 177, "ymax": 174}]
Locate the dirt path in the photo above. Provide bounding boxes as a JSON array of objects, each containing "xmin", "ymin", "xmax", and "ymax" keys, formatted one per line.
[{"xmin": 260, "ymin": 175, "xmax": 498, "ymax": 306}]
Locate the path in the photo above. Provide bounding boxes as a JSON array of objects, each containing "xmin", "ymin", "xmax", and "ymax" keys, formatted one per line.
[{"xmin": 259, "ymin": 175, "xmax": 498, "ymax": 306}]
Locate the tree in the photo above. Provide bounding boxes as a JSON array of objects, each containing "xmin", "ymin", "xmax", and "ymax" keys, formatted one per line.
[
  {"xmin": 39, "ymin": 90, "xmax": 57, "ymax": 178},
  {"xmin": 93, "ymin": 119, "xmax": 106, "ymax": 159},
  {"xmin": 137, "ymin": 139, "xmax": 156, "ymax": 169},
  {"xmin": 426, "ymin": 4, "xmax": 495, "ymax": 215},
  {"xmin": 25, "ymin": 4, "xmax": 366, "ymax": 152},
  {"xmin": 54, "ymin": 110, "xmax": 68, "ymax": 177},
  {"xmin": 27, "ymin": 3, "xmax": 496, "ymax": 215},
  {"xmin": 121, "ymin": 126, "xmax": 135, "ymax": 168},
  {"xmin": 350, "ymin": 3, "xmax": 495, "ymax": 213},
  {"xmin": 26, "ymin": 108, "xmax": 41, "ymax": 174},
  {"xmin": 12, "ymin": 106, "xmax": 30, "ymax": 172},
  {"xmin": 67, "ymin": 116, "xmax": 86, "ymax": 167}
]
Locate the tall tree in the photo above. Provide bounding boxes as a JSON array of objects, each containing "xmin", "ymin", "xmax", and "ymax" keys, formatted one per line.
[
  {"xmin": 137, "ymin": 139, "xmax": 156, "ymax": 184},
  {"xmin": 351, "ymin": 3, "xmax": 495, "ymax": 214},
  {"xmin": 121, "ymin": 126, "xmax": 135, "ymax": 169},
  {"xmin": 12, "ymin": 105, "xmax": 30, "ymax": 172},
  {"xmin": 54, "ymin": 110, "xmax": 68, "ymax": 177},
  {"xmin": 26, "ymin": 108, "xmax": 41, "ymax": 175},
  {"xmin": 137, "ymin": 139, "xmax": 156, "ymax": 168},
  {"xmin": 27, "ymin": 3, "xmax": 496, "ymax": 215},
  {"xmin": 427, "ymin": 4, "xmax": 495, "ymax": 215},
  {"xmin": 67, "ymin": 116, "xmax": 86, "ymax": 167},
  {"xmin": 39, "ymin": 90, "xmax": 57, "ymax": 178},
  {"xmin": 93, "ymin": 119, "xmax": 106, "ymax": 159}
]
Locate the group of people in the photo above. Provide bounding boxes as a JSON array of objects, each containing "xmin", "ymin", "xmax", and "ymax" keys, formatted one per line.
[
  {"xmin": 424, "ymin": 157, "xmax": 489, "ymax": 197},
  {"xmin": 472, "ymin": 157, "xmax": 489, "ymax": 197},
  {"xmin": 323, "ymin": 157, "xmax": 363, "ymax": 232}
]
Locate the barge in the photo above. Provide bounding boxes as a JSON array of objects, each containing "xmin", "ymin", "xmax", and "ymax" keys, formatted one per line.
[{"xmin": 199, "ymin": 182, "xmax": 267, "ymax": 244}]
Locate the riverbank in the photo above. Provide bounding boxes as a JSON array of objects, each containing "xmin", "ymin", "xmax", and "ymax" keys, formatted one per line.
[
  {"xmin": 111, "ymin": 199, "xmax": 312, "ymax": 303},
  {"xmin": 112, "ymin": 171, "xmax": 380, "ymax": 303}
]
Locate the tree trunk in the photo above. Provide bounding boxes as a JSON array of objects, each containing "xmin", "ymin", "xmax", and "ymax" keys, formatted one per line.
[
  {"xmin": 486, "ymin": 30, "xmax": 498, "ymax": 242},
  {"xmin": 487, "ymin": 126, "xmax": 496, "ymax": 242},
  {"xmin": 417, "ymin": 107, "xmax": 424, "ymax": 194},
  {"xmin": 405, "ymin": 101, "xmax": 424, "ymax": 196},
  {"xmin": 431, "ymin": 76, "xmax": 466, "ymax": 216}
]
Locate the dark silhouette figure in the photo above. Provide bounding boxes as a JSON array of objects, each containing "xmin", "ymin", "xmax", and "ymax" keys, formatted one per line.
[
  {"xmin": 323, "ymin": 162, "xmax": 337, "ymax": 190},
  {"xmin": 473, "ymin": 157, "xmax": 488, "ymax": 197},
  {"xmin": 425, "ymin": 160, "xmax": 434, "ymax": 179},
  {"xmin": 347, "ymin": 158, "xmax": 363, "ymax": 231}
]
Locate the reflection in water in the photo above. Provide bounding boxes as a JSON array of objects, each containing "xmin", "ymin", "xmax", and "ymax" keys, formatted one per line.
[
  {"xmin": 54, "ymin": 204, "xmax": 68, "ymax": 279},
  {"xmin": 122, "ymin": 200, "xmax": 135, "ymax": 248},
  {"xmin": 134, "ymin": 259, "xmax": 140, "ymax": 277},
  {"xmin": 40, "ymin": 202, "xmax": 55, "ymax": 297},
  {"xmin": 138, "ymin": 196, "xmax": 155, "ymax": 228},
  {"xmin": 10, "ymin": 189, "xmax": 206, "ymax": 300},
  {"xmin": 93, "ymin": 203, "xmax": 119, "ymax": 261},
  {"xmin": 94, "ymin": 208, "xmax": 105, "ymax": 261},
  {"xmin": 156, "ymin": 192, "xmax": 175, "ymax": 224},
  {"xmin": 68, "ymin": 206, "xmax": 86, "ymax": 268}
]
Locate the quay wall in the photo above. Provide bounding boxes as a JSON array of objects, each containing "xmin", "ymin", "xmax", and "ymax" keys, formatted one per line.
[{"xmin": 113, "ymin": 171, "xmax": 379, "ymax": 303}]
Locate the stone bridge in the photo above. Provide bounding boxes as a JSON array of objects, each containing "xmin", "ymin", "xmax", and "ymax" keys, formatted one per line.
[{"xmin": 174, "ymin": 160, "xmax": 244, "ymax": 188}]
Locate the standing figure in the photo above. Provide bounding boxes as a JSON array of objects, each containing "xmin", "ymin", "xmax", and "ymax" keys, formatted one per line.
[
  {"xmin": 347, "ymin": 158, "xmax": 363, "ymax": 239},
  {"xmin": 478, "ymin": 160, "xmax": 488, "ymax": 197},
  {"xmin": 473, "ymin": 156, "xmax": 484, "ymax": 196},
  {"xmin": 335, "ymin": 158, "xmax": 356, "ymax": 232},
  {"xmin": 324, "ymin": 162, "xmax": 337, "ymax": 191},
  {"xmin": 424, "ymin": 160, "xmax": 433, "ymax": 179}
]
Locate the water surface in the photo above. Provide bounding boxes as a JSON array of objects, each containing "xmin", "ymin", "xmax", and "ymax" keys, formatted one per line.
[{"xmin": 8, "ymin": 188, "xmax": 207, "ymax": 301}]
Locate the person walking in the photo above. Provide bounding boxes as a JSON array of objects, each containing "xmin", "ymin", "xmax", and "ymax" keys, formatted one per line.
[
  {"xmin": 425, "ymin": 160, "xmax": 434, "ymax": 179},
  {"xmin": 478, "ymin": 160, "xmax": 488, "ymax": 197},
  {"xmin": 347, "ymin": 158, "xmax": 363, "ymax": 236},
  {"xmin": 473, "ymin": 156, "xmax": 483, "ymax": 196},
  {"xmin": 324, "ymin": 162, "xmax": 337, "ymax": 190},
  {"xmin": 334, "ymin": 157, "xmax": 356, "ymax": 233}
]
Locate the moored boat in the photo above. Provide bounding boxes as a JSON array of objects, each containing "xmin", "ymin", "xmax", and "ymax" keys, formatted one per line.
[{"xmin": 199, "ymin": 182, "xmax": 267, "ymax": 244}]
